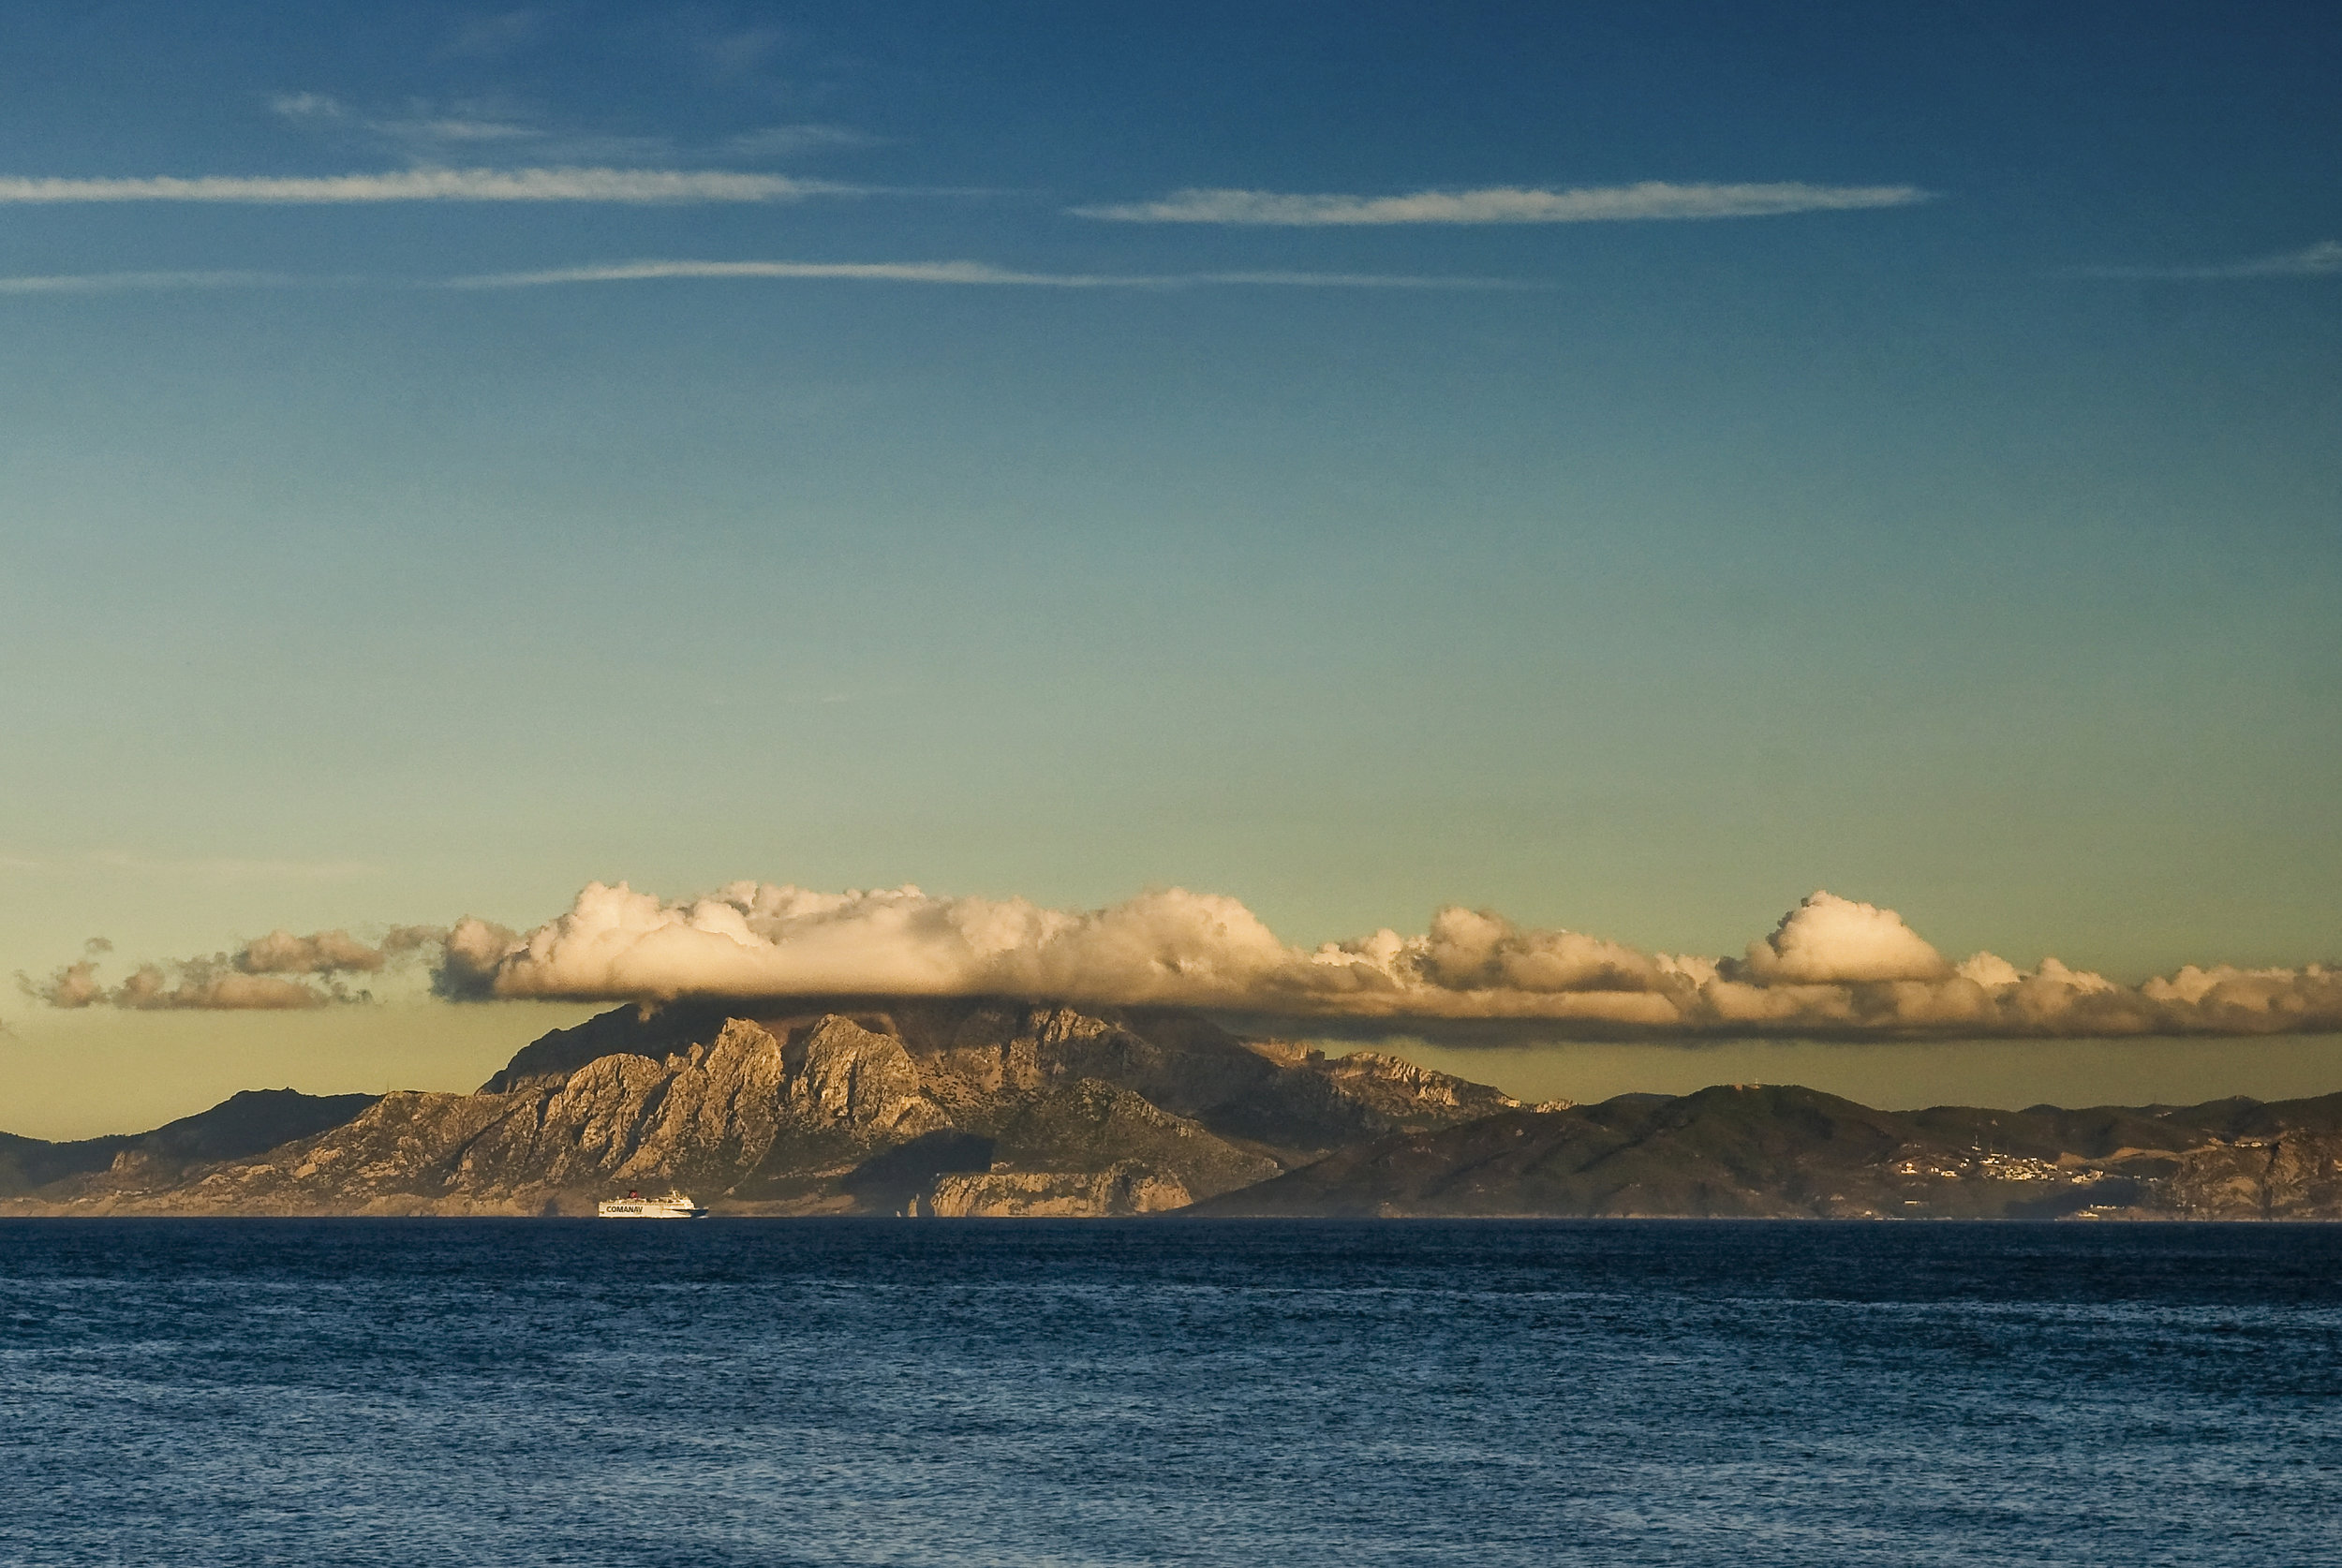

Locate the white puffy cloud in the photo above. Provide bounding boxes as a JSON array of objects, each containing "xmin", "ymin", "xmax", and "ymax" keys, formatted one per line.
[
  {"xmin": 425, "ymin": 881, "xmax": 2342, "ymax": 1041},
  {"xmin": 435, "ymin": 882, "xmax": 1308, "ymax": 1008},
  {"xmin": 1736, "ymin": 892, "xmax": 1951, "ymax": 984}
]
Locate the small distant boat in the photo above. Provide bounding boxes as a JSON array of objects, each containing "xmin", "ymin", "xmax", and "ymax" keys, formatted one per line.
[{"xmin": 598, "ymin": 1189, "xmax": 709, "ymax": 1219}]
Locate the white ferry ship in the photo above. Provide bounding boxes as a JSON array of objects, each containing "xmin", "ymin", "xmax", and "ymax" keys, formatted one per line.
[{"xmin": 598, "ymin": 1190, "xmax": 710, "ymax": 1219}]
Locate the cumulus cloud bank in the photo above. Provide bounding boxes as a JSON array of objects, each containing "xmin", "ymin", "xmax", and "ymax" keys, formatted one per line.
[
  {"xmin": 30, "ymin": 886, "xmax": 2337, "ymax": 1038},
  {"xmin": 422, "ymin": 882, "xmax": 2342, "ymax": 1041},
  {"xmin": 22, "ymin": 926, "xmax": 438, "ymax": 1011},
  {"xmin": 1074, "ymin": 181, "xmax": 1931, "ymax": 225}
]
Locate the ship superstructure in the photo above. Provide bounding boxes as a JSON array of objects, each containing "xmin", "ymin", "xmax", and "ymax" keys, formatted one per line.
[{"xmin": 597, "ymin": 1190, "xmax": 709, "ymax": 1219}]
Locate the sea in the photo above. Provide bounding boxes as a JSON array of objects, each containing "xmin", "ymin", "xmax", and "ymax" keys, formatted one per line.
[{"xmin": 3, "ymin": 1220, "xmax": 2337, "ymax": 1567}]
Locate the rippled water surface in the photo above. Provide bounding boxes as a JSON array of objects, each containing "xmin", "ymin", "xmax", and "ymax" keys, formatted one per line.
[{"xmin": 4, "ymin": 1220, "xmax": 2338, "ymax": 1566}]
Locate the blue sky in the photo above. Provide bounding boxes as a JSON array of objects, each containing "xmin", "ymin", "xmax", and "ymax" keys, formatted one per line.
[{"xmin": 2, "ymin": 3, "xmax": 2337, "ymax": 1131}]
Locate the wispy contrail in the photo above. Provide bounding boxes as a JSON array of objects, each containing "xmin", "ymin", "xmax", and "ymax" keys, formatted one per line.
[
  {"xmin": 1075, "ymin": 180, "xmax": 1933, "ymax": 225},
  {"xmin": 0, "ymin": 168, "xmax": 856, "ymax": 203},
  {"xmin": 446, "ymin": 259, "xmax": 1529, "ymax": 289},
  {"xmin": 0, "ymin": 270, "xmax": 305, "ymax": 293},
  {"xmin": 2071, "ymin": 240, "xmax": 2342, "ymax": 280}
]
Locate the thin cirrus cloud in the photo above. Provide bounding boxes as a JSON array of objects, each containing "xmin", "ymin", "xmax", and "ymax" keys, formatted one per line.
[
  {"xmin": 0, "ymin": 262, "xmax": 1520, "ymax": 296},
  {"xmin": 445, "ymin": 259, "xmax": 1525, "ymax": 290},
  {"xmin": 270, "ymin": 90, "xmax": 541, "ymax": 146},
  {"xmin": 1074, "ymin": 180, "xmax": 1933, "ymax": 225},
  {"xmin": 2074, "ymin": 240, "xmax": 2342, "ymax": 280},
  {"xmin": 267, "ymin": 90, "xmax": 885, "ymax": 168},
  {"xmin": 0, "ymin": 271, "xmax": 303, "ymax": 295},
  {"xmin": 31, "ymin": 883, "xmax": 2340, "ymax": 1042},
  {"xmin": 0, "ymin": 169, "xmax": 858, "ymax": 203}
]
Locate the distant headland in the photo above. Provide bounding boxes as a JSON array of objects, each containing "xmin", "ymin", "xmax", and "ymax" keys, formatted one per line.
[{"xmin": 5, "ymin": 999, "xmax": 2336, "ymax": 1219}]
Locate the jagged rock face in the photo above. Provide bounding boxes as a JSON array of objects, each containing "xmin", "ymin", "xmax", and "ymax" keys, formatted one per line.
[
  {"xmin": 459, "ymin": 1015, "xmax": 952, "ymax": 1208},
  {"xmin": 927, "ymin": 1164, "xmax": 1193, "ymax": 1218},
  {"xmin": 2166, "ymin": 1133, "xmax": 2342, "ymax": 1218},
  {"xmin": 972, "ymin": 1080, "xmax": 1281, "ymax": 1200},
  {"xmin": 140, "ymin": 1090, "xmax": 527, "ymax": 1215},
  {"xmin": 1297, "ymin": 1049, "xmax": 1521, "ymax": 1134},
  {"xmin": 477, "ymin": 1002, "xmax": 739, "ymax": 1094},
  {"xmin": 785, "ymin": 1016, "xmax": 945, "ymax": 1133},
  {"xmin": 442, "ymin": 1015, "xmax": 946, "ymax": 1202}
]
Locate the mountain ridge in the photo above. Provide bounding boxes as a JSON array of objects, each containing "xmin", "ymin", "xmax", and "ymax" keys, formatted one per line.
[
  {"xmin": 0, "ymin": 1000, "xmax": 1514, "ymax": 1216},
  {"xmin": 4, "ymin": 1001, "xmax": 2338, "ymax": 1219}
]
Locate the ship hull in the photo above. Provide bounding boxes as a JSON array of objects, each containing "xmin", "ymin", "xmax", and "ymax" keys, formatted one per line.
[{"xmin": 597, "ymin": 1196, "xmax": 710, "ymax": 1219}]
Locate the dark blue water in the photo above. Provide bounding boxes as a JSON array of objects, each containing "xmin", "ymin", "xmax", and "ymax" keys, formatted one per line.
[{"xmin": 3, "ymin": 1221, "xmax": 2338, "ymax": 1567}]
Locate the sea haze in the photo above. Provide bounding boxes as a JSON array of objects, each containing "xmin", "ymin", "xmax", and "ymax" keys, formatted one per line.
[{"xmin": 3, "ymin": 1220, "xmax": 2337, "ymax": 1566}]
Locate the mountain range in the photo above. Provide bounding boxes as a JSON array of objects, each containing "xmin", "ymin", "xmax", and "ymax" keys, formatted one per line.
[{"xmin": 5, "ymin": 999, "xmax": 2337, "ymax": 1219}]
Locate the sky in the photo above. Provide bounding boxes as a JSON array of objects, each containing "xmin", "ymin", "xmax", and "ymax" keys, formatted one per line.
[{"xmin": 2, "ymin": 2, "xmax": 2338, "ymax": 1137}]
